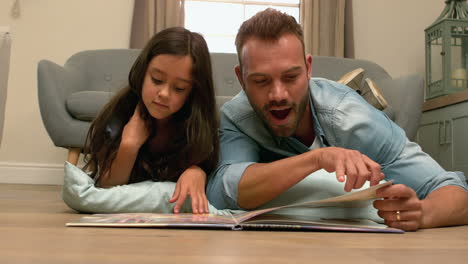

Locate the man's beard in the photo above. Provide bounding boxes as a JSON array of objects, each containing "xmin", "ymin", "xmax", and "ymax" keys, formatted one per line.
[{"xmin": 250, "ymin": 91, "xmax": 309, "ymax": 138}]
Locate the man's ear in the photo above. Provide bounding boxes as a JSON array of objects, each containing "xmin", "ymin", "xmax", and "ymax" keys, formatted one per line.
[
  {"xmin": 235, "ymin": 65, "xmax": 245, "ymax": 90},
  {"xmin": 305, "ymin": 54, "xmax": 312, "ymax": 79}
]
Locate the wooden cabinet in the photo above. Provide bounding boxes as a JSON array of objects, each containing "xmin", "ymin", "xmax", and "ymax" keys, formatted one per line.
[{"xmin": 417, "ymin": 98, "xmax": 468, "ymax": 179}]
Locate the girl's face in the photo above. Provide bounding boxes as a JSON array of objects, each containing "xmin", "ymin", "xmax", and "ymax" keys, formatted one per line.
[{"xmin": 142, "ymin": 54, "xmax": 193, "ymax": 123}]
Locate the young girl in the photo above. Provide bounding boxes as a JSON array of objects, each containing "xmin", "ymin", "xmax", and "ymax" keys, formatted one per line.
[{"xmin": 83, "ymin": 27, "xmax": 219, "ymax": 214}]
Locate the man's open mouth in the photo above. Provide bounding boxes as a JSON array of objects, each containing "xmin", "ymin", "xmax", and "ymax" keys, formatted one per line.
[{"xmin": 270, "ymin": 108, "xmax": 291, "ymax": 120}]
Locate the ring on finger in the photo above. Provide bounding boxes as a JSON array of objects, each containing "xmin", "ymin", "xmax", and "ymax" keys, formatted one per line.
[{"xmin": 396, "ymin": 210, "xmax": 401, "ymax": 221}]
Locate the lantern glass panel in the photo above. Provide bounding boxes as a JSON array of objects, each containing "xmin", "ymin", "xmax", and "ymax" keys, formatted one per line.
[
  {"xmin": 430, "ymin": 37, "xmax": 443, "ymax": 93},
  {"xmin": 449, "ymin": 26, "xmax": 467, "ymax": 90}
]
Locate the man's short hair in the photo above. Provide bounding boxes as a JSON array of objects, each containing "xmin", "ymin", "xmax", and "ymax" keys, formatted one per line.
[{"xmin": 235, "ymin": 8, "xmax": 305, "ymax": 67}]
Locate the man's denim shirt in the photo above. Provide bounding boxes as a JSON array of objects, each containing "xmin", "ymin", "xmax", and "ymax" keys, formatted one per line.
[{"xmin": 207, "ymin": 78, "xmax": 468, "ymax": 210}]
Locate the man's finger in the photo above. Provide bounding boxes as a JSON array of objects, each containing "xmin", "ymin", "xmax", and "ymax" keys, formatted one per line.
[
  {"xmin": 352, "ymin": 153, "xmax": 370, "ymax": 189},
  {"xmin": 335, "ymin": 160, "xmax": 346, "ymax": 183},
  {"xmin": 370, "ymin": 172, "xmax": 385, "ymax": 186},
  {"xmin": 373, "ymin": 198, "xmax": 421, "ymax": 212},
  {"xmin": 344, "ymin": 161, "xmax": 357, "ymax": 192},
  {"xmin": 362, "ymin": 155, "xmax": 382, "ymax": 186},
  {"xmin": 385, "ymin": 219, "xmax": 419, "ymax": 232},
  {"xmin": 378, "ymin": 209, "xmax": 421, "ymax": 222},
  {"xmin": 353, "ymin": 162, "xmax": 370, "ymax": 190},
  {"xmin": 376, "ymin": 184, "xmax": 415, "ymax": 199}
]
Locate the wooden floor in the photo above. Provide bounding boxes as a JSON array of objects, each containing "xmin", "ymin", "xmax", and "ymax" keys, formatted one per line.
[{"xmin": 1, "ymin": 183, "xmax": 468, "ymax": 264}]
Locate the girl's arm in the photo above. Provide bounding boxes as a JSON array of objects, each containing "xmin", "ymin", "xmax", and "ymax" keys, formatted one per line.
[
  {"xmin": 97, "ymin": 140, "xmax": 141, "ymax": 187},
  {"xmin": 98, "ymin": 105, "xmax": 149, "ymax": 187}
]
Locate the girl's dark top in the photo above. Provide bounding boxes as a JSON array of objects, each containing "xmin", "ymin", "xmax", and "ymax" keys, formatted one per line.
[{"xmin": 102, "ymin": 116, "xmax": 187, "ymax": 184}]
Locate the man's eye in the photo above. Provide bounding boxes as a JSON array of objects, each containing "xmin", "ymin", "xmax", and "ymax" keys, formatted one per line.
[
  {"xmin": 285, "ymin": 75, "xmax": 298, "ymax": 82},
  {"xmin": 253, "ymin": 79, "xmax": 267, "ymax": 85}
]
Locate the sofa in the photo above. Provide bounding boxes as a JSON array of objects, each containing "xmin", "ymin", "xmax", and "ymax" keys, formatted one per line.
[{"xmin": 37, "ymin": 49, "xmax": 424, "ymax": 163}]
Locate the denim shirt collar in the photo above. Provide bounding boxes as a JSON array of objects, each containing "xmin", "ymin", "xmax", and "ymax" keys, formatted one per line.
[{"xmin": 308, "ymin": 80, "xmax": 327, "ymax": 145}]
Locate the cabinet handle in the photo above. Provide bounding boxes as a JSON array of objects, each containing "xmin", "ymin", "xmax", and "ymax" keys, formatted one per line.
[
  {"xmin": 439, "ymin": 120, "xmax": 445, "ymax": 145},
  {"xmin": 444, "ymin": 119, "xmax": 452, "ymax": 144}
]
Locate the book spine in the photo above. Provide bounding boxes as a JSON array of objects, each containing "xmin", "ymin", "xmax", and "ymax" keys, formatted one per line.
[{"xmin": 232, "ymin": 225, "xmax": 243, "ymax": 231}]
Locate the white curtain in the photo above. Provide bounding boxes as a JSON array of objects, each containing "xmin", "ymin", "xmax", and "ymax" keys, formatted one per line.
[
  {"xmin": 300, "ymin": 0, "xmax": 349, "ymax": 57},
  {"xmin": 130, "ymin": 0, "xmax": 186, "ymax": 49},
  {"xmin": 0, "ymin": 30, "xmax": 11, "ymax": 147}
]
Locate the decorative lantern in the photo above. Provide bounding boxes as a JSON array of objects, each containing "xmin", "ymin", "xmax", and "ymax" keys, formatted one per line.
[{"xmin": 425, "ymin": 0, "xmax": 468, "ymax": 99}]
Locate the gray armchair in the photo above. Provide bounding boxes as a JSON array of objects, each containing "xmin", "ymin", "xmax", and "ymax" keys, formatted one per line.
[
  {"xmin": 37, "ymin": 50, "xmax": 423, "ymax": 164},
  {"xmin": 38, "ymin": 49, "xmax": 141, "ymax": 164}
]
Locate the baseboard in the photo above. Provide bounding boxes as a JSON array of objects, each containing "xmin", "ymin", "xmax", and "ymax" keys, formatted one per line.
[{"xmin": 0, "ymin": 162, "xmax": 65, "ymax": 185}]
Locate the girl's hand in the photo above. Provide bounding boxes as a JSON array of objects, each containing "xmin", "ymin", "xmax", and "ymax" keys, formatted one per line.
[
  {"xmin": 121, "ymin": 104, "xmax": 150, "ymax": 148},
  {"xmin": 169, "ymin": 166, "xmax": 209, "ymax": 214}
]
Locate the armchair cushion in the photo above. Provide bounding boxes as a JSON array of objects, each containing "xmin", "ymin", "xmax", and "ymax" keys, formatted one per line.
[{"xmin": 66, "ymin": 91, "xmax": 115, "ymax": 121}]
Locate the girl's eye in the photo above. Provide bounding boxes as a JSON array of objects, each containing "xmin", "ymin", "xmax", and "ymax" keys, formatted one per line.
[
  {"xmin": 151, "ymin": 77, "xmax": 163, "ymax": 85},
  {"xmin": 174, "ymin": 87, "xmax": 185, "ymax": 92}
]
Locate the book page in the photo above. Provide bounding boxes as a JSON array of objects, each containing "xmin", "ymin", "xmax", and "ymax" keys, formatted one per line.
[
  {"xmin": 244, "ymin": 214, "xmax": 387, "ymax": 229},
  {"xmin": 232, "ymin": 181, "xmax": 392, "ymax": 224},
  {"xmin": 239, "ymin": 213, "xmax": 404, "ymax": 233}
]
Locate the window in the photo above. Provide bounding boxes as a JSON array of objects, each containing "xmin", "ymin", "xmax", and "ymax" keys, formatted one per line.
[{"xmin": 185, "ymin": 0, "xmax": 300, "ymax": 53}]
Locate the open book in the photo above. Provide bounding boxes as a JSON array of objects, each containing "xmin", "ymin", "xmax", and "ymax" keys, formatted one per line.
[{"xmin": 66, "ymin": 181, "xmax": 403, "ymax": 233}]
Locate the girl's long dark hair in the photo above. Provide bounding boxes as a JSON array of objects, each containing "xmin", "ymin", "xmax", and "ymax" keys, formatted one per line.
[{"xmin": 83, "ymin": 27, "xmax": 219, "ymax": 183}]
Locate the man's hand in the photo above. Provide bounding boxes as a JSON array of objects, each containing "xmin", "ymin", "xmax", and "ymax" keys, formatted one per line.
[
  {"xmin": 316, "ymin": 147, "xmax": 384, "ymax": 192},
  {"xmin": 373, "ymin": 184, "xmax": 423, "ymax": 231},
  {"xmin": 169, "ymin": 166, "xmax": 209, "ymax": 214}
]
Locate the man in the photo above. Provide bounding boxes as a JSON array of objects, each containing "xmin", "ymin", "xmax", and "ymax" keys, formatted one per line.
[{"xmin": 207, "ymin": 8, "xmax": 468, "ymax": 231}]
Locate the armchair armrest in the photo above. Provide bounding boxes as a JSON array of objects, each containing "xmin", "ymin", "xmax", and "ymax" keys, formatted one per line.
[{"xmin": 37, "ymin": 60, "xmax": 90, "ymax": 148}]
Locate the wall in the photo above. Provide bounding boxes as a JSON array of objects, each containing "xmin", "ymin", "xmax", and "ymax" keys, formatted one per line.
[
  {"xmin": 352, "ymin": 0, "xmax": 444, "ymax": 78},
  {"xmin": 0, "ymin": 0, "xmax": 133, "ymax": 184}
]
